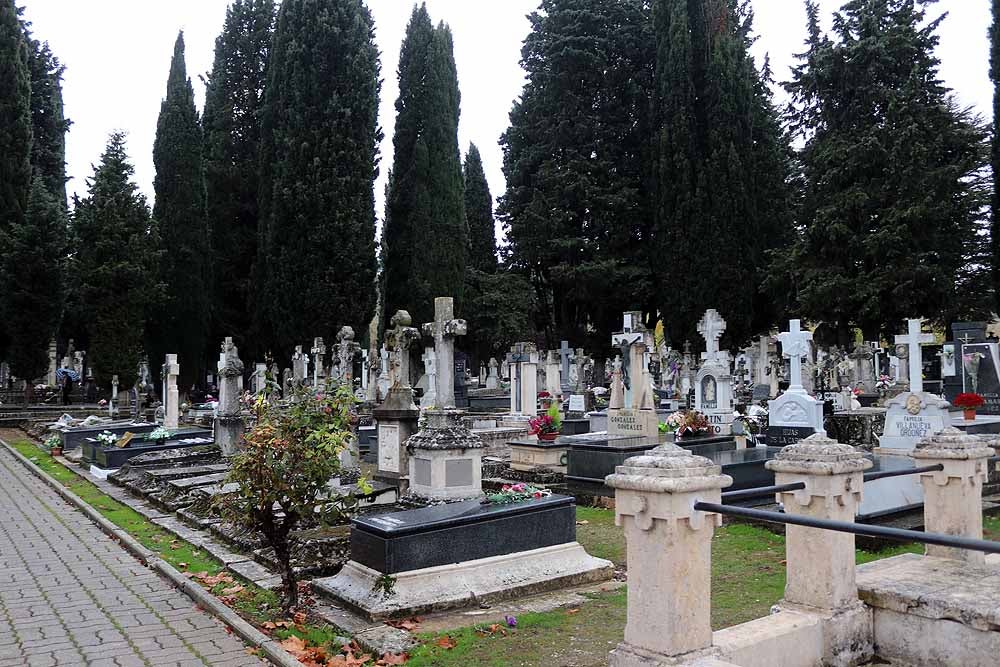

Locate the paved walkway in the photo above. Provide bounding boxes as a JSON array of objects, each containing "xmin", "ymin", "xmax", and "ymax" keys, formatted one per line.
[{"xmin": 0, "ymin": 447, "xmax": 262, "ymax": 667}]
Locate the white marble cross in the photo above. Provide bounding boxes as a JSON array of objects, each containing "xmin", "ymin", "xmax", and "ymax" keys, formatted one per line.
[
  {"xmin": 895, "ymin": 318, "xmax": 934, "ymax": 393},
  {"xmin": 777, "ymin": 319, "xmax": 812, "ymax": 392},
  {"xmin": 698, "ymin": 309, "xmax": 726, "ymax": 361}
]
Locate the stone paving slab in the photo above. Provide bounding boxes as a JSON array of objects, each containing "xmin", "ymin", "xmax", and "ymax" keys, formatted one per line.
[{"xmin": 0, "ymin": 447, "xmax": 267, "ymax": 666}]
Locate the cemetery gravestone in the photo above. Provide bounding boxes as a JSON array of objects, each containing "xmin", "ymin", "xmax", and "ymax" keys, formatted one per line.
[
  {"xmin": 694, "ymin": 309, "xmax": 734, "ymax": 435},
  {"xmin": 486, "ymin": 357, "xmax": 499, "ymax": 390},
  {"xmin": 507, "ymin": 342, "xmax": 538, "ymax": 417},
  {"xmin": 767, "ymin": 320, "xmax": 825, "ymax": 446},
  {"xmin": 607, "ymin": 313, "xmax": 659, "ymax": 439},
  {"xmin": 216, "ymin": 338, "xmax": 245, "ymax": 456},
  {"xmin": 421, "ymin": 297, "xmax": 466, "ymax": 409},
  {"xmin": 164, "ymin": 355, "xmax": 180, "ymax": 429}
]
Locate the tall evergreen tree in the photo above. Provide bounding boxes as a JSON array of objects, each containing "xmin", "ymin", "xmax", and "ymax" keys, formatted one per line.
[
  {"xmin": 463, "ymin": 143, "xmax": 496, "ymax": 273},
  {"xmin": 0, "ymin": 0, "xmax": 32, "ymax": 360},
  {"xmin": 204, "ymin": 0, "xmax": 274, "ymax": 353},
  {"xmin": 3, "ymin": 177, "xmax": 64, "ymax": 401},
  {"xmin": 258, "ymin": 0, "xmax": 380, "ymax": 355},
  {"xmin": 992, "ymin": 0, "xmax": 1000, "ymax": 316},
  {"xmin": 72, "ymin": 133, "xmax": 157, "ymax": 389},
  {"xmin": 500, "ymin": 0, "xmax": 656, "ymax": 349},
  {"xmin": 152, "ymin": 32, "xmax": 210, "ymax": 387},
  {"xmin": 781, "ymin": 0, "xmax": 990, "ymax": 340},
  {"xmin": 23, "ymin": 32, "xmax": 68, "ymax": 206},
  {"xmin": 651, "ymin": 0, "xmax": 792, "ymax": 349},
  {"xmin": 383, "ymin": 4, "xmax": 467, "ymax": 327}
]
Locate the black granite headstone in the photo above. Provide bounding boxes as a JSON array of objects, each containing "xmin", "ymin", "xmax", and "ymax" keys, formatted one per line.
[
  {"xmin": 764, "ymin": 425, "xmax": 815, "ymax": 447},
  {"xmin": 454, "ymin": 352, "xmax": 469, "ymax": 408},
  {"xmin": 961, "ymin": 342, "xmax": 1000, "ymax": 414},
  {"xmin": 946, "ymin": 322, "xmax": 988, "ymax": 402}
]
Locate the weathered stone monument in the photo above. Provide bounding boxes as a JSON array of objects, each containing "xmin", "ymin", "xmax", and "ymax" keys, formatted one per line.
[
  {"xmin": 879, "ymin": 318, "xmax": 949, "ymax": 451},
  {"xmin": 417, "ymin": 347, "xmax": 437, "ymax": 407},
  {"xmin": 216, "ymin": 337, "xmax": 245, "ymax": 456},
  {"xmin": 694, "ymin": 309, "xmax": 734, "ymax": 435},
  {"xmin": 507, "ymin": 342, "xmax": 538, "ymax": 418},
  {"xmin": 607, "ymin": 312, "xmax": 658, "ymax": 439},
  {"xmin": 485, "ymin": 357, "xmax": 499, "ymax": 390},
  {"xmin": 311, "ymin": 337, "xmax": 326, "ymax": 387},
  {"xmin": 422, "ymin": 297, "xmax": 466, "ymax": 409},
  {"xmin": 407, "ymin": 408, "xmax": 485, "ymax": 501},
  {"xmin": 767, "ymin": 319, "xmax": 826, "ymax": 446},
  {"xmin": 292, "ymin": 345, "xmax": 307, "ymax": 388},
  {"xmin": 164, "ymin": 354, "xmax": 179, "ymax": 429},
  {"xmin": 47, "ymin": 339, "xmax": 58, "ymax": 386},
  {"xmin": 545, "ymin": 350, "xmax": 562, "ymax": 398},
  {"xmin": 374, "ymin": 313, "xmax": 421, "ymax": 490},
  {"xmin": 333, "ymin": 326, "xmax": 359, "ymax": 389}
]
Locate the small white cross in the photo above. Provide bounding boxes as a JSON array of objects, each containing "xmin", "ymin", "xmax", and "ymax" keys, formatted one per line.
[
  {"xmin": 698, "ymin": 309, "xmax": 727, "ymax": 360},
  {"xmin": 777, "ymin": 319, "xmax": 812, "ymax": 391}
]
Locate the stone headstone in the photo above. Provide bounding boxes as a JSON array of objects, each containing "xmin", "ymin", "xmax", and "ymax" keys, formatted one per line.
[
  {"xmin": 386, "ymin": 310, "xmax": 420, "ymax": 390},
  {"xmin": 507, "ymin": 342, "xmax": 538, "ymax": 417},
  {"xmin": 311, "ymin": 337, "xmax": 327, "ymax": 387},
  {"xmin": 695, "ymin": 309, "xmax": 733, "ymax": 435},
  {"xmin": 961, "ymin": 342, "xmax": 1000, "ymax": 414},
  {"xmin": 559, "ymin": 340, "xmax": 572, "ymax": 394},
  {"xmin": 767, "ymin": 320, "xmax": 825, "ymax": 445},
  {"xmin": 486, "ymin": 357, "xmax": 499, "ymax": 390},
  {"xmin": 334, "ymin": 326, "xmax": 360, "ymax": 388},
  {"xmin": 164, "ymin": 355, "xmax": 180, "ymax": 429},
  {"xmin": 454, "ymin": 350, "xmax": 470, "ymax": 409},
  {"xmin": 216, "ymin": 338, "xmax": 245, "ymax": 456},
  {"xmin": 545, "ymin": 350, "xmax": 562, "ymax": 398},
  {"xmin": 46, "ymin": 339, "xmax": 57, "ymax": 386},
  {"xmin": 292, "ymin": 346, "xmax": 307, "ymax": 387}
]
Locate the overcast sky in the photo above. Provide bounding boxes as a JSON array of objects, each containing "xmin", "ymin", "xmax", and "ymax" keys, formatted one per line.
[{"xmin": 20, "ymin": 0, "xmax": 993, "ymax": 229}]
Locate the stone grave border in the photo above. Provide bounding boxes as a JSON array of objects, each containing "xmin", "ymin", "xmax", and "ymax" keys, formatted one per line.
[{"xmin": 0, "ymin": 436, "xmax": 416, "ymax": 662}]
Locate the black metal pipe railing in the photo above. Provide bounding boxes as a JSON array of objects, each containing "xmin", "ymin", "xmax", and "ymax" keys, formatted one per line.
[
  {"xmin": 695, "ymin": 501, "xmax": 1000, "ymax": 555},
  {"xmin": 721, "ymin": 482, "xmax": 805, "ymax": 503},
  {"xmin": 863, "ymin": 464, "xmax": 943, "ymax": 483}
]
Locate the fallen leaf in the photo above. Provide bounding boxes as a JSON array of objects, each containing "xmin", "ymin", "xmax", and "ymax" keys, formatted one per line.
[
  {"xmin": 387, "ymin": 617, "xmax": 421, "ymax": 632},
  {"xmin": 281, "ymin": 635, "xmax": 308, "ymax": 655},
  {"xmin": 434, "ymin": 636, "xmax": 457, "ymax": 650},
  {"xmin": 221, "ymin": 585, "xmax": 244, "ymax": 596},
  {"xmin": 566, "ymin": 608, "xmax": 580, "ymax": 615},
  {"xmin": 376, "ymin": 653, "xmax": 408, "ymax": 665},
  {"xmin": 293, "ymin": 611, "xmax": 308, "ymax": 626}
]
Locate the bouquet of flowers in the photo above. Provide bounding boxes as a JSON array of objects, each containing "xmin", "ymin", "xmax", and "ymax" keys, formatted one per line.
[
  {"xmin": 528, "ymin": 403, "xmax": 562, "ymax": 437},
  {"xmin": 953, "ymin": 393, "xmax": 985, "ymax": 410},
  {"xmin": 484, "ymin": 483, "xmax": 551, "ymax": 505},
  {"xmin": 659, "ymin": 411, "xmax": 685, "ymax": 434},
  {"xmin": 95, "ymin": 431, "xmax": 117, "ymax": 447},
  {"xmin": 44, "ymin": 435, "xmax": 62, "ymax": 451},
  {"xmin": 675, "ymin": 411, "xmax": 710, "ymax": 438},
  {"xmin": 146, "ymin": 427, "xmax": 172, "ymax": 441},
  {"xmin": 98, "ymin": 399, "xmax": 108, "ymax": 408},
  {"xmin": 875, "ymin": 375, "xmax": 894, "ymax": 392}
]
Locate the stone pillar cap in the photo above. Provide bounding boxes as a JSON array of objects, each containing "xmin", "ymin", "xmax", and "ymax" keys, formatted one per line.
[
  {"xmin": 766, "ymin": 433, "xmax": 873, "ymax": 475},
  {"xmin": 913, "ymin": 427, "xmax": 994, "ymax": 461},
  {"xmin": 606, "ymin": 443, "xmax": 732, "ymax": 493},
  {"xmin": 407, "ymin": 408, "xmax": 485, "ymax": 451}
]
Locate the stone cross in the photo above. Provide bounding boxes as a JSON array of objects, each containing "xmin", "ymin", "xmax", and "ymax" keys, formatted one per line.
[
  {"xmin": 386, "ymin": 310, "xmax": 420, "ymax": 389},
  {"xmin": 421, "ymin": 297, "xmax": 467, "ymax": 409},
  {"xmin": 292, "ymin": 346, "xmax": 306, "ymax": 386},
  {"xmin": 612, "ymin": 311, "xmax": 645, "ymax": 392},
  {"xmin": 777, "ymin": 319, "xmax": 812, "ymax": 392},
  {"xmin": 486, "ymin": 357, "xmax": 499, "ymax": 390},
  {"xmin": 335, "ymin": 326, "xmax": 359, "ymax": 386},
  {"xmin": 217, "ymin": 338, "xmax": 245, "ymax": 455},
  {"xmin": 421, "ymin": 347, "xmax": 438, "ymax": 406},
  {"xmin": 697, "ymin": 309, "xmax": 726, "ymax": 362},
  {"xmin": 559, "ymin": 340, "xmax": 572, "ymax": 393},
  {"xmin": 311, "ymin": 337, "xmax": 326, "ymax": 387},
  {"xmin": 164, "ymin": 354, "xmax": 180, "ymax": 429},
  {"xmin": 895, "ymin": 318, "xmax": 934, "ymax": 393}
]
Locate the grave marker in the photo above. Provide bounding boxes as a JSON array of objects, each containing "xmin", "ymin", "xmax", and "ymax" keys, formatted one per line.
[{"xmin": 767, "ymin": 319, "xmax": 825, "ymax": 445}]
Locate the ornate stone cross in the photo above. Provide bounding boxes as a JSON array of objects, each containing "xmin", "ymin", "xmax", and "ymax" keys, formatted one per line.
[
  {"xmin": 559, "ymin": 340, "xmax": 572, "ymax": 393},
  {"xmin": 698, "ymin": 309, "xmax": 727, "ymax": 363},
  {"xmin": 895, "ymin": 318, "xmax": 934, "ymax": 393},
  {"xmin": 311, "ymin": 337, "xmax": 326, "ymax": 387},
  {"xmin": 777, "ymin": 319, "xmax": 812, "ymax": 392},
  {"xmin": 421, "ymin": 297, "xmax": 466, "ymax": 408},
  {"xmin": 335, "ymin": 326, "xmax": 359, "ymax": 386},
  {"xmin": 612, "ymin": 311, "xmax": 645, "ymax": 390},
  {"xmin": 386, "ymin": 310, "xmax": 420, "ymax": 389}
]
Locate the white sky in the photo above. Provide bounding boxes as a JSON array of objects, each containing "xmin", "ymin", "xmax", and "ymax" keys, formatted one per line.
[{"xmin": 19, "ymin": 0, "xmax": 993, "ymax": 226}]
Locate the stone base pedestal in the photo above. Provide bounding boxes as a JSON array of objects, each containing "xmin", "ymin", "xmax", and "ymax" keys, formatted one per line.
[
  {"xmin": 373, "ymin": 389, "xmax": 420, "ymax": 492},
  {"xmin": 406, "ymin": 409, "xmax": 485, "ymax": 501},
  {"xmin": 510, "ymin": 438, "xmax": 568, "ymax": 474},
  {"xmin": 315, "ymin": 543, "xmax": 612, "ymax": 620}
]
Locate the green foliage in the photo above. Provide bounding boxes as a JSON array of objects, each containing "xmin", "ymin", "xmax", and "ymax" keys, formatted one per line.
[
  {"xmin": 0, "ymin": 0, "xmax": 32, "ymax": 359},
  {"xmin": 204, "ymin": 0, "xmax": 274, "ymax": 356},
  {"xmin": 151, "ymin": 32, "xmax": 210, "ymax": 388},
  {"xmin": 216, "ymin": 385, "xmax": 361, "ymax": 612},
  {"xmin": 499, "ymin": 0, "xmax": 656, "ymax": 351},
  {"xmin": 383, "ymin": 5, "xmax": 467, "ymax": 327},
  {"xmin": 2, "ymin": 177, "xmax": 64, "ymax": 397},
  {"xmin": 463, "ymin": 144, "xmax": 496, "ymax": 273},
  {"xmin": 23, "ymin": 28, "xmax": 68, "ymax": 207},
  {"xmin": 258, "ymin": 0, "xmax": 380, "ymax": 356},
  {"xmin": 652, "ymin": 0, "xmax": 793, "ymax": 349},
  {"xmin": 463, "ymin": 268, "xmax": 537, "ymax": 360},
  {"xmin": 779, "ymin": 0, "xmax": 991, "ymax": 340},
  {"xmin": 70, "ymin": 132, "xmax": 157, "ymax": 388}
]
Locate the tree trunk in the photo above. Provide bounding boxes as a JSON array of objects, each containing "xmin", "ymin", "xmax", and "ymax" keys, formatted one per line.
[{"xmin": 272, "ymin": 538, "xmax": 298, "ymax": 614}]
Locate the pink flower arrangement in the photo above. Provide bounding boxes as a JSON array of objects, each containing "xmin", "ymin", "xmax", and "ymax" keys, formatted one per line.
[
  {"xmin": 486, "ymin": 483, "xmax": 552, "ymax": 505},
  {"xmin": 528, "ymin": 414, "xmax": 559, "ymax": 436}
]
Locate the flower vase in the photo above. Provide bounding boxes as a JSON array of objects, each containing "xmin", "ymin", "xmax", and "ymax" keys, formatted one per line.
[
  {"xmin": 963, "ymin": 408, "xmax": 977, "ymax": 421},
  {"xmin": 538, "ymin": 432, "xmax": 559, "ymax": 442},
  {"xmin": 50, "ymin": 447, "xmax": 62, "ymax": 457}
]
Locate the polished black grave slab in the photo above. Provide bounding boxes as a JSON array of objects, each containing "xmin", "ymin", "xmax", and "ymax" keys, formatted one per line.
[
  {"xmin": 565, "ymin": 435, "xmax": 738, "ymax": 484},
  {"xmin": 63, "ymin": 422, "xmax": 159, "ymax": 450},
  {"xmin": 86, "ymin": 430, "xmax": 215, "ymax": 469},
  {"xmin": 80, "ymin": 426, "xmax": 212, "ymax": 466},
  {"xmin": 350, "ymin": 494, "xmax": 576, "ymax": 574}
]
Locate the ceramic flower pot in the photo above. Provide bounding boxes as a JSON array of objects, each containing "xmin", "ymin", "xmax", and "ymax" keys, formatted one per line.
[
  {"xmin": 963, "ymin": 408, "xmax": 977, "ymax": 421},
  {"xmin": 538, "ymin": 432, "xmax": 559, "ymax": 442},
  {"xmin": 50, "ymin": 447, "xmax": 62, "ymax": 457}
]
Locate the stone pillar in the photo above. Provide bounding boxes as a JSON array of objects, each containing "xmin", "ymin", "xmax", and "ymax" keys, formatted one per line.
[
  {"xmin": 407, "ymin": 409, "xmax": 485, "ymax": 500},
  {"xmin": 47, "ymin": 339, "xmax": 58, "ymax": 386},
  {"xmin": 912, "ymin": 427, "xmax": 993, "ymax": 564},
  {"xmin": 605, "ymin": 444, "xmax": 732, "ymax": 664},
  {"xmin": 164, "ymin": 355, "xmax": 180, "ymax": 429},
  {"xmin": 767, "ymin": 434, "xmax": 872, "ymax": 611},
  {"xmin": 216, "ymin": 338, "xmax": 245, "ymax": 456},
  {"xmin": 545, "ymin": 351, "xmax": 561, "ymax": 398},
  {"xmin": 421, "ymin": 297, "xmax": 467, "ymax": 409},
  {"xmin": 110, "ymin": 375, "xmax": 119, "ymax": 418}
]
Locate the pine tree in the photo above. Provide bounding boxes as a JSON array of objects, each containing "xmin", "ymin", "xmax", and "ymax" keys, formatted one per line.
[
  {"xmin": 204, "ymin": 0, "xmax": 274, "ymax": 353},
  {"xmin": 72, "ymin": 133, "xmax": 157, "ymax": 389},
  {"xmin": 258, "ymin": 0, "xmax": 380, "ymax": 356},
  {"xmin": 463, "ymin": 144, "xmax": 496, "ymax": 273},
  {"xmin": 992, "ymin": 0, "xmax": 1000, "ymax": 315},
  {"xmin": 651, "ymin": 0, "xmax": 792, "ymax": 349},
  {"xmin": 3, "ymin": 177, "xmax": 64, "ymax": 401},
  {"xmin": 152, "ymin": 32, "xmax": 210, "ymax": 387},
  {"xmin": 383, "ymin": 5, "xmax": 467, "ymax": 327},
  {"xmin": 782, "ymin": 0, "xmax": 990, "ymax": 340},
  {"xmin": 0, "ymin": 0, "xmax": 33, "ymax": 360},
  {"xmin": 499, "ymin": 0, "xmax": 656, "ymax": 349}
]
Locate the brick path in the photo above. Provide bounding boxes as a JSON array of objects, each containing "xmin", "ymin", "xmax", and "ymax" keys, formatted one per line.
[{"xmin": 0, "ymin": 447, "xmax": 264, "ymax": 666}]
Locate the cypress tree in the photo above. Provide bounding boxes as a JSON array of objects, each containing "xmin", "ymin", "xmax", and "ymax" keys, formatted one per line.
[
  {"xmin": 23, "ymin": 32, "xmax": 68, "ymax": 206},
  {"xmin": 204, "ymin": 0, "xmax": 274, "ymax": 353},
  {"xmin": 152, "ymin": 32, "xmax": 210, "ymax": 387},
  {"xmin": 72, "ymin": 133, "xmax": 157, "ymax": 389},
  {"xmin": 463, "ymin": 144, "xmax": 496, "ymax": 273},
  {"xmin": 3, "ymin": 177, "xmax": 64, "ymax": 401},
  {"xmin": 383, "ymin": 4, "xmax": 467, "ymax": 327},
  {"xmin": 651, "ymin": 0, "xmax": 792, "ymax": 349},
  {"xmin": 992, "ymin": 0, "xmax": 1000, "ymax": 315},
  {"xmin": 782, "ymin": 0, "xmax": 990, "ymax": 340},
  {"xmin": 258, "ymin": 0, "xmax": 380, "ymax": 355},
  {"xmin": 499, "ymin": 0, "xmax": 656, "ymax": 348}
]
